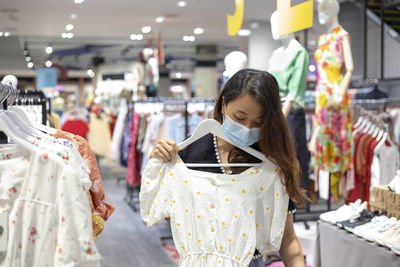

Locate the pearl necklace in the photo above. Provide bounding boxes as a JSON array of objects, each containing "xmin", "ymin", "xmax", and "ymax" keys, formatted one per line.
[{"xmin": 213, "ymin": 135, "xmax": 232, "ymax": 174}]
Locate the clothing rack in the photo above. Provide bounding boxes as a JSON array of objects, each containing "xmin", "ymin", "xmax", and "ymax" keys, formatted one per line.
[{"xmin": 14, "ymin": 90, "xmax": 47, "ymax": 125}]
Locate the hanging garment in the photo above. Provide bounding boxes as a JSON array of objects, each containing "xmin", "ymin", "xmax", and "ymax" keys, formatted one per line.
[
  {"xmin": 53, "ymin": 130, "xmax": 115, "ymax": 220},
  {"xmin": 61, "ymin": 119, "xmax": 89, "ymax": 139},
  {"xmin": 120, "ymin": 110, "xmax": 133, "ymax": 167},
  {"xmin": 110, "ymin": 100, "xmax": 128, "ymax": 162},
  {"xmin": 88, "ymin": 113, "xmax": 111, "ymax": 158},
  {"xmin": 0, "ymin": 144, "xmax": 100, "ymax": 267},
  {"xmin": 126, "ymin": 112, "xmax": 141, "ymax": 186},
  {"xmin": 314, "ymin": 25, "xmax": 353, "ymax": 174},
  {"xmin": 140, "ymin": 156, "xmax": 289, "ymax": 267},
  {"xmin": 163, "ymin": 113, "xmax": 205, "ymax": 144},
  {"xmin": 269, "ymin": 39, "xmax": 309, "ymax": 110}
]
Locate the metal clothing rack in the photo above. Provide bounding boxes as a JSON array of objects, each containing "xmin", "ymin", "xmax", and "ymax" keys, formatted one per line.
[{"xmin": 123, "ymin": 97, "xmax": 216, "ymax": 213}]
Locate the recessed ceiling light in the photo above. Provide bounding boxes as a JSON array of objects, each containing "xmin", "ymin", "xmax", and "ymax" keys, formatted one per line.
[
  {"xmin": 70, "ymin": 13, "xmax": 77, "ymax": 20},
  {"xmin": 87, "ymin": 69, "xmax": 95, "ymax": 77},
  {"xmin": 45, "ymin": 46, "xmax": 53, "ymax": 54},
  {"xmin": 309, "ymin": 65, "xmax": 316, "ymax": 72},
  {"xmin": 0, "ymin": 32, "xmax": 3, "ymax": 37},
  {"xmin": 23, "ymin": 49, "xmax": 29, "ymax": 56},
  {"xmin": 25, "ymin": 56, "xmax": 31, "ymax": 62},
  {"xmin": 4, "ymin": 32, "xmax": 10, "ymax": 37},
  {"xmin": 141, "ymin": 26, "xmax": 152, "ymax": 34},
  {"xmin": 177, "ymin": 1, "xmax": 187, "ymax": 7},
  {"xmin": 130, "ymin": 34, "xmax": 137, "ymax": 40},
  {"xmin": 176, "ymin": 72, "xmax": 183, "ymax": 79},
  {"xmin": 66, "ymin": 24, "xmax": 74, "ymax": 31},
  {"xmin": 238, "ymin": 29, "xmax": 251, "ymax": 36},
  {"xmin": 136, "ymin": 34, "xmax": 143, "ymax": 40},
  {"xmin": 183, "ymin": 35, "xmax": 195, "ymax": 42},
  {"xmin": 74, "ymin": 0, "xmax": 84, "ymax": 4},
  {"xmin": 194, "ymin": 27, "xmax": 204, "ymax": 35},
  {"xmin": 156, "ymin": 17, "xmax": 165, "ymax": 23},
  {"xmin": 67, "ymin": 33, "xmax": 74, "ymax": 39},
  {"xmin": 61, "ymin": 32, "xmax": 68, "ymax": 38},
  {"xmin": 27, "ymin": 62, "xmax": 34, "ymax": 69},
  {"xmin": 45, "ymin": 60, "xmax": 52, "ymax": 67}
]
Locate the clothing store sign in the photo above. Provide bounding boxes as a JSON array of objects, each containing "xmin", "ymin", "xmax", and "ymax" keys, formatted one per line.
[
  {"xmin": 277, "ymin": 0, "xmax": 313, "ymax": 36},
  {"xmin": 227, "ymin": 0, "xmax": 313, "ymax": 36}
]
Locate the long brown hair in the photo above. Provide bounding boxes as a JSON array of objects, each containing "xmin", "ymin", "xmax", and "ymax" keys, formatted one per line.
[{"xmin": 214, "ymin": 68, "xmax": 306, "ymax": 207}]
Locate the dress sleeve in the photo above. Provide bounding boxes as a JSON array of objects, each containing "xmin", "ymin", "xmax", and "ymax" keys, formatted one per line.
[
  {"xmin": 287, "ymin": 49, "xmax": 309, "ymax": 103},
  {"xmin": 139, "ymin": 158, "xmax": 173, "ymax": 226},
  {"xmin": 256, "ymin": 173, "xmax": 289, "ymax": 253}
]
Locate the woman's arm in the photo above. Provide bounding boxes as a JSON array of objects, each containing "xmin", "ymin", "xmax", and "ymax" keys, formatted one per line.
[{"xmin": 279, "ymin": 214, "xmax": 305, "ymax": 267}]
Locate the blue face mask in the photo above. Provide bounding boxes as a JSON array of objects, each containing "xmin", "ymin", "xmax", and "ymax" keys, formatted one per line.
[{"xmin": 221, "ymin": 114, "xmax": 260, "ymax": 147}]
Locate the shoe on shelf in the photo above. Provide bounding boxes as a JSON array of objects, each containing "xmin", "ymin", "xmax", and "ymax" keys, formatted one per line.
[
  {"xmin": 320, "ymin": 199, "xmax": 365, "ymax": 225},
  {"xmin": 341, "ymin": 210, "xmax": 379, "ymax": 233},
  {"xmin": 388, "ymin": 170, "xmax": 400, "ymax": 194},
  {"xmin": 375, "ymin": 220, "xmax": 400, "ymax": 247},
  {"xmin": 353, "ymin": 216, "xmax": 388, "ymax": 239},
  {"xmin": 392, "ymin": 241, "xmax": 400, "ymax": 255},
  {"xmin": 362, "ymin": 217, "xmax": 398, "ymax": 243}
]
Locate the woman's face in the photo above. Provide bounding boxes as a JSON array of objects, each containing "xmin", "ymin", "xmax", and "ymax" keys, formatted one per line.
[{"xmin": 222, "ymin": 94, "xmax": 264, "ymax": 129}]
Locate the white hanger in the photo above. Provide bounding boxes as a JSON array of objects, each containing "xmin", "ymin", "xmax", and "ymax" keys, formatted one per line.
[
  {"xmin": 178, "ymin": 119, "xmax": 266, "ymax": 167},
  {"xmin": 11, "ymin": 106, "xmax": 57, "ymax": 134}
]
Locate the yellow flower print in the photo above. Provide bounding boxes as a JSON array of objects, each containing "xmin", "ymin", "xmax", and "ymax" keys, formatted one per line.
[{"xmin": 317, "ymin": 93, "xmax": 328, "ymax": 108}]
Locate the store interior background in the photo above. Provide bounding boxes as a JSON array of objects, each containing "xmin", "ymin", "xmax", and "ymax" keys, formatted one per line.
[{"xmin": 1, "ymin": 0, "xmax": 400, "ymax": 266}]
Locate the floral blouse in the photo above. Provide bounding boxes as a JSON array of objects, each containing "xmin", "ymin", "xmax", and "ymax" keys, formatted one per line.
[
  {"xmin": 140, "ymin": 157, "xmax": 289, "ymax": 267},
  {"xmin": 0, "ymin": 143, "xmax": 100, "ymax": 267}
]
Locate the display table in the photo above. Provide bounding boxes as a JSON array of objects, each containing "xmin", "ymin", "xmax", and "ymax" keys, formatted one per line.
[{"xmin": 313, "ymin": 220, "xmax": 400, "ymax": 267}]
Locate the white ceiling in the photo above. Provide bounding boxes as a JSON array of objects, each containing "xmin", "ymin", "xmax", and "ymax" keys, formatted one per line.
[{"xmin": 0, "ymin": 0, "xmax": 279, "ymax": 73}]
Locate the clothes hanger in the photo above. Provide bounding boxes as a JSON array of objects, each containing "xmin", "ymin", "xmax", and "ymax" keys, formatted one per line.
[{"xmin": 178, "ymin": 119, "xmax": 266, "ymax": 167}]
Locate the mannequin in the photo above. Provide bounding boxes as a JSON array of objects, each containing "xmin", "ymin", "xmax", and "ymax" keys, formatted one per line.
[
  {"xmin": 311, "ymin": 0, "xmax": 354, "ymax": 202},
  {"xmin": 268, "ymin": 10, "xmax": 310, "ymax": 209},
  {"xmin": 143, "ymin": 47, "xmax": 159, "ymax": 97},
  {"xmin": 224, "ymin": 51, "xmax": 247, "ymax": 78}
]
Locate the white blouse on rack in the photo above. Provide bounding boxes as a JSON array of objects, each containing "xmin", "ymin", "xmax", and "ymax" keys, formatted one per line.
[{"xmin": 140, "ymin": 157, "xmax": 289, "ymax": 267}]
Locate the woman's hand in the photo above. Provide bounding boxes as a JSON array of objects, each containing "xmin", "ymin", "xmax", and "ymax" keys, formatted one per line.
[{"xmin": 150, "ymin": 138, "xmax": 179, "ymax": 162}]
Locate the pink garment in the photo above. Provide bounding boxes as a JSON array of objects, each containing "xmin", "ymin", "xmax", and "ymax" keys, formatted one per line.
[
  {"xmin": 266, "ymin": 261, "xmax": 311, "ymax": 267},
  {"xmin": 126, "ymin": 112, "xmax": 141, "ymax": 186}
]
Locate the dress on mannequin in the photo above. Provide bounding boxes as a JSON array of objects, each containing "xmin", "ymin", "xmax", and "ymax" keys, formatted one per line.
[
  {"xmin": 268, "ymin": 16, "xmax": 310, "ymax": 200},
  {"xmin": 314, "ymin": 25, "xmax": 353, "ymax": 183}
]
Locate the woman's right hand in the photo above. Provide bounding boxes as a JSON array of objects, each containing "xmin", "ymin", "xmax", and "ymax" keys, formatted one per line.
[{"xmin": 149, "ymin": 138, "xmax": 179, "ymax": 162}]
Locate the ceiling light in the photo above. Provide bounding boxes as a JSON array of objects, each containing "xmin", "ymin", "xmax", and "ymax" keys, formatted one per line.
[
  {"xmin": 0, "ymin": 32, "xmax": 3, "ymax": 37},
  {"xmin": 130, "ymin": 34, "xmax": 137, "ymax": 40},
  {"xmin": 183, "ymin": 36, "xmax": 189, "ymax": 42},
  {"xmin": 27, "ymin": 62, "xmax": 34, "ymax": 69},
  {"xmin": 176, "ymin": 72, "xmax": 183, "ymax": 79},
  {"xmin": 66, "ymin": 24, "xmax": 74, "ymax": 31},
  {"xmin": 309, "ymin": 65, "xmax": 316, "ymax": 72},
  {"xmin": 25, "ymin": 56, "xmax": 31, "ymax": 62},
  {"xmin": 141, "ymin": 26, "xmax": 152, "ymax": 34},
  {"xmin": 67, "ymin": 33, "xmax": 74, "ymax": 39},
  {"xmin": 177, "ymin": 1, "xmax": 187, "ymax": 7},
  {"xmin": 70, "ymin": 13, "xmax": 77, "ymax": 19},
  {"xmin": 156, "ymin": 17, "xmax": 165, "ymax": 23},
  {"xmin": 189, "ymin": 36, "xmax": 195, "ymax": 41},
  {"xmin": 237, "ymin": 29, "xmax": 251, "ymax": 36},
  {"xmin": 136, "ymin": 34, "xmax": 143, "ymax": 40},
  {"xmin": 45, "ymin": 46, "xmax": 53, "ymax": 54},
  {"xmin": 61, "ymin": 33, "xmax": 68, "ymax": 38},
  {"xmin": 4, "ymin": 32, "xmax": 10, "ymax": 37},
  {"xmin": 183, "ymin": 35, "xmax": 195, "ymax": 42},
  {"xmin": 87, "ymin": 69, "xmax": 95, "ymax": 77},
  {"xmin": 74, "ymin": 0, "xmax": 84, "ymax": 4},
  {"xmin": 23, "ymin": 49, "xmax": 29, "ymax": 56},
  {"xmin": 45, "ymin": 60, "xmax": 52, "ymax": 67},
  {"xmin": 194, "ymin": 27, "xmax": 204, "ymax": 35}
]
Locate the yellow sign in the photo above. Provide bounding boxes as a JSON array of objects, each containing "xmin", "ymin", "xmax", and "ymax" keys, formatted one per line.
[
  {"xmin": 227, "ymin": 0, "xmax": 244, "ymax": 36},
  {"xmin": 277, "ymin": 0, "xmax": 313, "ymax": 36}
]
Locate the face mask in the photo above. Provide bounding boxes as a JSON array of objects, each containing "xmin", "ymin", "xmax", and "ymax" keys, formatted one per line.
[{"xmin": 221, "ymin": 114, "xmax": 260, "ymax": 147}]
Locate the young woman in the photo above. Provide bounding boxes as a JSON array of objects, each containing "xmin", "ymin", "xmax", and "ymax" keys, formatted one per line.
[{"xmin": 145, "ymin": 69, "xmax": 307, "ymax": 267}]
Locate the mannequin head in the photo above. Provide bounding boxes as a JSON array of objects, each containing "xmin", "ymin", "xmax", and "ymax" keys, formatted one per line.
[
  {"xmin": 224, "ymin": 51, "xmax": 247, "ymax": 78},
  {"xmin": 142, "ymin": 47, "xmax": 154, "ymax": 62},
  {"xmin": 1, "ymin": 75, "xmax": 18, "ymax": 88},
  {"xmin": 270, "ymin": 11, "xmax": 295, "ymax": 41},
  {"xmin": 317, "ymin": 0, "xmax": 340, "ymax": 26}
]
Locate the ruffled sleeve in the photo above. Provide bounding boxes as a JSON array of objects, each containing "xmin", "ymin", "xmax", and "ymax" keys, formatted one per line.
[{"xmin": 139, "ymin": 158, "xmax": 173, "ymax": 226}]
